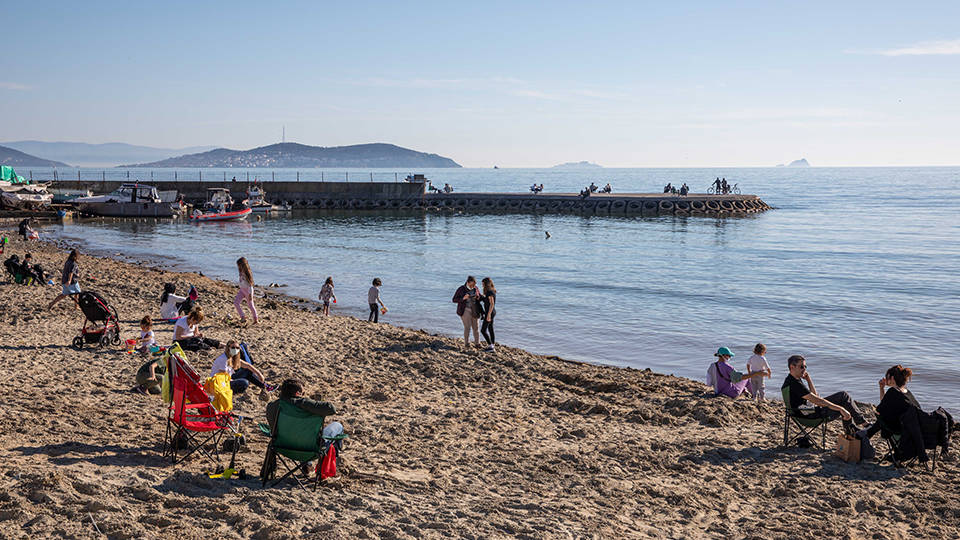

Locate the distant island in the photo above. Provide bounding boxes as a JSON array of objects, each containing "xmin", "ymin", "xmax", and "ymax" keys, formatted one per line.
[
  {"xmin": 552, "ymin": 161, "xmax": 602, "ymax": 169},
  {"xmin": 123, "ymin": 142, "xmax": 461, "ymax": 168},
  {"xmin": 776, "ymin": 158, "xmax": 811, "ymax": 167},
  {"xmin": 2, "ymin": 141, "xmax": 216, "ymax": 168},
  {"xmin": 0, "ymin": 145, "xmax": 70, "ymax": 168}
]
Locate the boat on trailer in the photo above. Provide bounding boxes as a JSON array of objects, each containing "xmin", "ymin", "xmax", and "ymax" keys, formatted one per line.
[{"xmin": 190, "ymin": 188, "xmax": 251, "ymax": 222}]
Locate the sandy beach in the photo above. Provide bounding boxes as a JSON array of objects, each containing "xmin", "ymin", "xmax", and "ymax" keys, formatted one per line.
[{"xmin": 0, "ymin": 232, "xmax": 957, "ymax": 539}]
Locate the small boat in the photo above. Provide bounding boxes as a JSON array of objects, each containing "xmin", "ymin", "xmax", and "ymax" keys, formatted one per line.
[
  {"xmin": 50, "ymin": 188, "xmax": 93, "ymax": 204},
  {"xmin": 73, "ymin": 183, "xmax": 180, "ymax": 217},
  {"xmin": 243, "ymin": 182, "xmax": 290, "ymax": 213},
  {"xmin": 0, "ymin": 183, "xmax": 53, "ymax": 209},
  {"xmin": 190, "ymin": 188, "xmax": 251, "ymax": 222}
]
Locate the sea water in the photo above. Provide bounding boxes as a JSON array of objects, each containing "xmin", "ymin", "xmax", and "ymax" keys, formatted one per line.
[{"xmin": 45, "ymin": 167, "xmax": 960, "ymax": 411}]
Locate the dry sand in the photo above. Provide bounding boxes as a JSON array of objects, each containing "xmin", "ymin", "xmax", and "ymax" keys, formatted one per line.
[{"xmin": 0, "ymin": 233, "xmax": 957, "ymax": 539}]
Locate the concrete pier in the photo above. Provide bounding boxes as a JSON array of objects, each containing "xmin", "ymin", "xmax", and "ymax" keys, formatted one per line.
[{"xmin": 47, "ymin": 180, "xmax": 771, "ymax": 216}]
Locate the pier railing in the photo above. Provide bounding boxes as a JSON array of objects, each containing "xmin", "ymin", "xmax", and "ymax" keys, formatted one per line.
[{"xmin": 26, "ymin": 169, "xmax": 424, "ymax": 183}]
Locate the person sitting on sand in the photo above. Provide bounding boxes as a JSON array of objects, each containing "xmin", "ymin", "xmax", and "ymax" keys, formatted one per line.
[
  {"xmin": 159, "ymin": 283, "xmax": 187, "ymax": 320},
  {"xmin": 782, "ymin": 354, "xmax": 868, "ymax": 432},
  {"xmin": 47, "ymin": 249, "xmax": 81, "ymax": 310},
  {"xmin": 706, "ymin": 347, "xmax": 764, "ymax": 398},
  {"xmin": 173, "ymin": 306, "xmax": 221, "ymax": 351},
  {"xmin": 138, "ymin": 316, "xmax": 156, "ymax": 355},
  {"xmin": 861, "ymin": 365, "xmax": 952, "ymax": 464},
  {"xmin": 134, "ymin": 356, "xmax": 165, "ymax": 395},
  {"xmin": 211, "ymin": 340, "xmax": 269, "ymax": 397}
]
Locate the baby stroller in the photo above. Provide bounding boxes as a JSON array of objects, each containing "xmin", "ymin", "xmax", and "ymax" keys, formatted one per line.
[{"xmin": 72, "ymin": 290, "xmax": 122, "ymax": 349}]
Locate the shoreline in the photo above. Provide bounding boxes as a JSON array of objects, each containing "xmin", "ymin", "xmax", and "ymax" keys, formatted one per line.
[{"xmin": 0, "ymin": 232, "xmax": 957, "ymax": 538}]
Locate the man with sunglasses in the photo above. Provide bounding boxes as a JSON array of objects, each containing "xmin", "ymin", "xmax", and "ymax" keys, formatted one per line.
[{"xmin": 782, "ymin": 354, "xmax": 868, "ymax": 429}]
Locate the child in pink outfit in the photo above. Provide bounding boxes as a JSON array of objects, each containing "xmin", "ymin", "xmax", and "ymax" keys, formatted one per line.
[{"xmin": 234, "ymin": 257, "xmax": 259, "ymax": 324}]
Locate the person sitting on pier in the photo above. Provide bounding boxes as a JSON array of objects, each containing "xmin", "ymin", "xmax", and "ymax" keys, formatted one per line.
[
  {"xmin": 601, "ymin": 183, "xmax": 612, "ymax": 193},
  {"xmin": 589, "ymin": 182, "xmax": 598, "ymax": 193},
  {"xmin": 579, "ymin": 187, "xmax": 591, "ymax": 199},
  {"xmin": 443, "ymin": 183, "xmax": 454, "ymax": 194},
  {"xmin": 663, "ymin": 183, "xmax": 672, "ymax": 194},
  {"xmin": 679, "ymin": 183, "xmax": 689, "ymax": 196}
]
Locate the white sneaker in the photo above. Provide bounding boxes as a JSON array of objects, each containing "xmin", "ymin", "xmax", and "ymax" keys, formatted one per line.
[{"xmin": 485, "ymin": 345, "xmax": 495, "ymax": 352}]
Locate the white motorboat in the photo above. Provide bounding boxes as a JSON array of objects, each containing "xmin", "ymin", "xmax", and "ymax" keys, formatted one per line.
[
  {"xmin": 243, "ymin": 183, "xmax": 290, "ymax": 213},
  {"xmin": 73, "ymin": 183, "xmax": 181, "ymax": 217}
]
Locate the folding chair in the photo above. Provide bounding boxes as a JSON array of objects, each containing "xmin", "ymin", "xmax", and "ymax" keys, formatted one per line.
[
  {"xmin": 782, "ymin": 386, "xmax": 834, "ymax": 449},
  {"xmin": 877, "ymin": 417, "xmax": 937, "ymax": 472},
  {"xmin": 260, "ymin": 401, "xmax": 346, "ymax": 490},
  {"xmin": 161, "ymin": 345, "xmax": 241, "ymax": 466}
]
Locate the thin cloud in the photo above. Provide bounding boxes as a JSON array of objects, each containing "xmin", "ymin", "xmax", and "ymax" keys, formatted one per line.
[
  {"xmin": 0, "ymin": 82, "xmax": 30, "ymax": 90},
  {"xmin": 853, "ymin": 39, "xmax": 960, "ymax": 56}
]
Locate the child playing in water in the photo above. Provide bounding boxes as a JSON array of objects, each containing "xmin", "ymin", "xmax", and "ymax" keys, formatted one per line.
[
  {"xmin": 318, "ymin": 277, "xmax": 336, "ymax": 317},
  {"xmin": 746, "ymin": 343, "xmax": 772, "ymax": 401},
  {"xmin": 138, "ymin": 316, "xmax": 156, "ymax": 355},
  {"xmin": 368, "ymin": 278, "xmax": 385, "ymax": 323}
]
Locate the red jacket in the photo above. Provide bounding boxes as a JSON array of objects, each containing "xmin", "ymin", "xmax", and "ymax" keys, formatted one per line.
[{"xmin": 452, "ymin": 285, "xmax": 481, "ymax": 316}]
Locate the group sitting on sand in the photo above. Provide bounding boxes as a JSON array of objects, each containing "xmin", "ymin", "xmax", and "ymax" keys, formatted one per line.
[{"xmin": 707, "ymin": 344, "xmax": 954, "ymax": 464}]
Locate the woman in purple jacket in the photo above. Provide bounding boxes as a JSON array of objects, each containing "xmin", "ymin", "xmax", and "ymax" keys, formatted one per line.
[{"xmin": 452, "ymin": 275, "xmax": 482, "ymax": 348}]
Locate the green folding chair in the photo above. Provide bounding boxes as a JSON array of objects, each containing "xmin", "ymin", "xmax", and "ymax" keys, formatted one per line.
[
  {"xmin": 782, "ymin": 386, "xmax": 833, "ymax": 449},
  {"xmin": 260, "ymin": 401, "xmax": 348, "ymax": 490}
]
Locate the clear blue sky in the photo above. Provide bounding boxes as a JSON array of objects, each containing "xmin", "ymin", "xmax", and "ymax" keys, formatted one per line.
[{"xmin": 2, "ymin": 1, "xmax": 959, "ymax": 166}]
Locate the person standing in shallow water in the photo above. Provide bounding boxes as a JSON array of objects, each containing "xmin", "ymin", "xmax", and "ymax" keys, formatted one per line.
[
  {"xmin": 480, "ymin": 277, "xmax": 497, "ymax": 352},
  {"xmin": 368, "ymin": 278, "xmax": 385, "ymax": 322},
  {"xmin": 452, "ymin": 276, "xmax": 482, "ymax": 348}
]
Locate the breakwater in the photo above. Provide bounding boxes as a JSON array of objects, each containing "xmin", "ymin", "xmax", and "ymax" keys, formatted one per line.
[{"xmin": 48, "ymin": 180, "xmax": 770, "ymax": 216}]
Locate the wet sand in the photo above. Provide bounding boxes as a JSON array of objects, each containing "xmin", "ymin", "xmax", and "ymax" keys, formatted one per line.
[{"xmin": 0, "ymin": 234, "xmax": 957, "ymax": 539}]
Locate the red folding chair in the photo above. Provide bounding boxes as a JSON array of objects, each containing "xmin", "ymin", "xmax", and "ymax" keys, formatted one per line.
[{"xmin": 161, "ymin": 347, "xmax": 241, "ymax": 465}]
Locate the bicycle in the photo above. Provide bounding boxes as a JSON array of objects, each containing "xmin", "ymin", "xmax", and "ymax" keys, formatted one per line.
[{"xmin": 707, "ymin": 183, "xmax": 740, "ymax": 195}]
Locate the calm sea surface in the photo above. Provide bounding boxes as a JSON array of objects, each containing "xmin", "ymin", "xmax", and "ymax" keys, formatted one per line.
[{"xmin": 42, "ymin": 167, "xmax": 960, "ymax": 411}]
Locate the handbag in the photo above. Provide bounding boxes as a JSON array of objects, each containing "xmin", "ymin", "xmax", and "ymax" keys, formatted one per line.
[{"xmin": 835, "ymin": 434, "xmax": 861, "ymax": 463}]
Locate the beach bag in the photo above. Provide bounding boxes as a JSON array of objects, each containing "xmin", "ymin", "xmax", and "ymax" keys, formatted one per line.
[
  {"xmin": 857, "ymin": 432, "xmax": 876, "ymax": 461},
  {"xmin": 320, "ymin": 444, "xmax": 337, "ymax": 480},
  {"xmin": 835, "ymin": 434, "xmax": 861, "ymax": 463},
  {"xmin": 204, "ymin": 372, "xmax": 234, "ymax": 412}
]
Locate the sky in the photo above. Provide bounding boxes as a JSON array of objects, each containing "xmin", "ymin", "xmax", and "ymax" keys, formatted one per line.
[{"xmin": 2, "ymin": 1, "xmax": 959, "ymax": 167}]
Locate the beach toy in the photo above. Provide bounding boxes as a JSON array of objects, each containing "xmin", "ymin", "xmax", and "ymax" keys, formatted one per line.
[
  {"xmin": 28, "ymin": 231, "xmax": 39, "ymax": 240},
  {"xmin": 380, "ymin": 306, "xmax": 388, "ymax": 315},
  {"xmin": 47, "ymin": 279, "xmax": 54, "ymax": 286},
  {"xmin": 332, "ymin": 298, "xmax": 336, "ymax": 303},
  {"xmin": 125, "ymin": 339, "xmax": 137, "ymax": 354}
]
